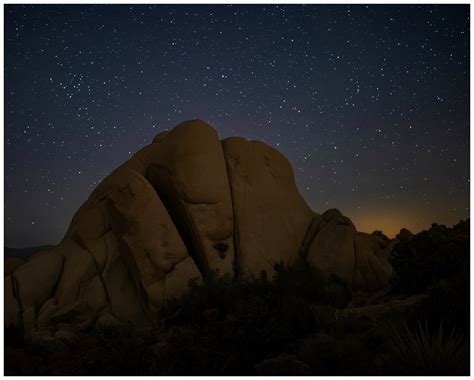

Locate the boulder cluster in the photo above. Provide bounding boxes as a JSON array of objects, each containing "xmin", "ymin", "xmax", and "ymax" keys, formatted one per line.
[{"xmin": 5, "ymin": 120, "xmax": 392, "ymax": 332}]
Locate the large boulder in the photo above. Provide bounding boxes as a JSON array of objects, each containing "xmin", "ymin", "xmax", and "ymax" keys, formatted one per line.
[
  {"xmin": 146, "ymin": 120, "xmax": 235, "ymax": 277},
  {"xmin": 4, "ymin": 119, "xmax": 392, "ymax": 332},
  {"xmin": 222, "ymin": 137, "xmax": 314, "ymax": 276}
]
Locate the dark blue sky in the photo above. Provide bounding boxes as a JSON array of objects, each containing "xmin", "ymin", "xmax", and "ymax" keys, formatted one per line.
[{"xmin": 5, "ymin": 4, "xmax": 470, "ymax": 246}]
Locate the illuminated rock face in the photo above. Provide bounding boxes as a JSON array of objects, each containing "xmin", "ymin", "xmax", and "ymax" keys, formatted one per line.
[
  {"xmin": 4, "ymin": 119, "xmax": 391, "ymax": 331},
  {"xmin": 222, "ymin": 137, "xmax": 314, "ymax": 276},
  {"xmin": 303, "ymin": 209, "xmax": 391, "ymax": 291}
]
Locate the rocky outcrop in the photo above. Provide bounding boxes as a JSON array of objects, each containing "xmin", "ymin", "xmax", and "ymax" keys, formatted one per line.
[
  {"xmin": 4, "ymin": 119, "xmax": 392, "ymax": 332},
  {"xmin": 302, "ymin": 209, "xmax": 391, "ymax": 291},
  {"xmin": 339, "ymin": 294, "xmax": 428, "ymax": 322}
]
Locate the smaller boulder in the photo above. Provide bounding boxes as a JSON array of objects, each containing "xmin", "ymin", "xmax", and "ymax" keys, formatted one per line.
[
  {"xmin": 53, "ymin": 329, "xmax": 77, "ymax": 345},
  {"xmin": 255, "ymin": 354, "xmax": 311, "ymax": 375},
  {"xmin": 36, "ymin": 298, "xmax": 58, "ymax": 330},
  {"xmin": 95, "ymin": 311, "xmax": 122, "ymax": 329}
]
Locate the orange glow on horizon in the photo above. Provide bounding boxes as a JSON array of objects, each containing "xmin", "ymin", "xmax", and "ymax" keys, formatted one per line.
[{"xmin": 344, "ymin": 204, "xmax": 468, "ymax": 239}]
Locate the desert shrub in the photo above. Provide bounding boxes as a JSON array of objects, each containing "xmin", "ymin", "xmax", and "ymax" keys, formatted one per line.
[
  {"xmin": 390, "ymin": 220, "xmax": 469, "ymax": 294},
  {"xmin": 309, "ymin": 304, "xmax": 341, "ymax": 334},
  {"xmin": 157, "ymin": 260, "xmax": 352, "ymax": 374},
  {"xmin": 87, "ymin": 321, "xmax": 147, "ymax": 375},
  {"xmin": 140, "ymin": 326, "xmax": 233, "ymax": 375},
  {"xmin": 164, "ymin": 260, "xmax": 350, "ymax": 329},
  {"xmin": 271, "ymin": 260, "xmax": 352, "ymax": 308},
  {"xmin": 321, "ymin": 274, "xmax": 352, "ymax": 308},
  {"xmin": 92, "ymin": 320, "xmax": 135, "ymax": 342},
  {"xmin": 389, "ymin": 318, "xmax": 468, "ymax": 375}
]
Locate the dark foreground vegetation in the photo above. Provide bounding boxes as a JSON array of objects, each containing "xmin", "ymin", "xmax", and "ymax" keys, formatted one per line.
[{"xmin": 5, "ymin": 220, "xmax": 469, "ymax": 375}]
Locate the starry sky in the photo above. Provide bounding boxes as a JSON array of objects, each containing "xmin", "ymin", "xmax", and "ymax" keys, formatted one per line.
[{"xmin": 5, "ymin": 4, "xmax": 470, "ymax": 247}]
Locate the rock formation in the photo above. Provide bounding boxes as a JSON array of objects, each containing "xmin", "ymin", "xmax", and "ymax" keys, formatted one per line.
[{"xmin": 4, "ymin": 119, "xmax": 393, "ymax": 332}]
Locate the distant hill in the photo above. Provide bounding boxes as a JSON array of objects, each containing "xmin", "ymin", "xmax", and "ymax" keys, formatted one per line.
[{"xmin": 4, "ymin": 245, "xmax": 55, "ymax": 260}]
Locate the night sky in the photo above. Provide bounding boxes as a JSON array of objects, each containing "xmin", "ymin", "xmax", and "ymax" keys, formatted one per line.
[{"xmin": 5, "ymin": 4, "xmax": 470, "ymax": 247}]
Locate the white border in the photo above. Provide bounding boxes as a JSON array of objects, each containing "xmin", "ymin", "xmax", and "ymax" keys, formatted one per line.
[{"xmin": 0, "ymin": 1, "xmax": 471, "ymax": 379}]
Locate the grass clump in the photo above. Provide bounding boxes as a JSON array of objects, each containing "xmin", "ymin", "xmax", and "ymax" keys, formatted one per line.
[{"xmin": 390, "ymin": 319, "xmax": 467, "ymax": 375}]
